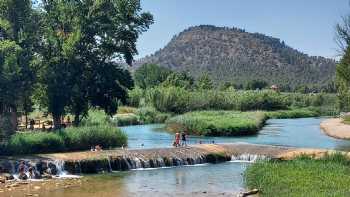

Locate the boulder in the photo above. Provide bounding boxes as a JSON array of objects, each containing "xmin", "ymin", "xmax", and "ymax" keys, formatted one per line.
[
  {"xmin": 240, "ymin": 189, "xmax": 259, "ymax": 197},
  {"xmin": 0, "ymin": 173, "xmax": 14, "ymax": 180}
]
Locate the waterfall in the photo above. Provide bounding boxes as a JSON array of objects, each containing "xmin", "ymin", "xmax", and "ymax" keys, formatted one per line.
[{"xmin": 230, "ymin": 154, "xmax": 267, "ymax": 162}]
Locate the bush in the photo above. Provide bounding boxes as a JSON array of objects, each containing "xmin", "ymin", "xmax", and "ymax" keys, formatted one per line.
[
  {"xmin": 166, "ymin": 111, "xmax": 267, "ymax": 136},
  {"xmin": 114, "ymin": 113, "xmax": 139, "ymax": 126},
  {"xmin": 3, "ymin": 110, "xmax": 127, "ymax": 155},
  {"xmin": 64, "ymin": 125, "xmax": 127, "ymax": 150},
  {"xmin": 127, "ymin": 87, "xmax": 144, "ymax": 107},
  {"xmin": 129, "ymin": 86, "xmax": 338, "ymax": 114},
  {"xmin": 136, "ymin": 107, "xmax": 171, "ymax": 124}
]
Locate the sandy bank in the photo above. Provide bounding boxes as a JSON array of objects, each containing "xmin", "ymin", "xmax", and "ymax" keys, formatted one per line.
[{"xmin": 321, "ymin": 118, "xmax": 350, "ymax": 140}]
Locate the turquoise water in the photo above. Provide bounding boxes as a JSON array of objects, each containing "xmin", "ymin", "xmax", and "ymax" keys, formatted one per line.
[{"xmin": 122, "ymin": 118, "xmax": 350, "ymax": 151}]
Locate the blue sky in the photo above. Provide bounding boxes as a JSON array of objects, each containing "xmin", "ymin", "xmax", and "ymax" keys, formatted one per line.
[{"xmin": 136, "ymin": 0, "xmax": 349, "ymax": 59}]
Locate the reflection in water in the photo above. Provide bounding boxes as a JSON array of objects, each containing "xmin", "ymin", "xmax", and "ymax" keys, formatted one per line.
[
  {"xmin": 122, "ymin": 118, "xmax": 350, "ymax": 151},
  {"xmin": 5, "ymin": 163, "xmax": 246, "ymax": 197}
]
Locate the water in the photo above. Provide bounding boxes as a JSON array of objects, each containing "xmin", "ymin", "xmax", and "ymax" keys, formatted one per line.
[
  {"xmin": 122, "ymin": 118, "xmax": 350, "ymax": 151},
  {"xmin": 6, "ymin": 162, "xmax": 246, "ymax": 197}
]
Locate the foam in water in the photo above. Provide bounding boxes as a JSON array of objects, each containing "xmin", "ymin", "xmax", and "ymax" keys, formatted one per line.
[{"xmin": 230, "ymin": 154, "xmax": 267, "ymax": 163}]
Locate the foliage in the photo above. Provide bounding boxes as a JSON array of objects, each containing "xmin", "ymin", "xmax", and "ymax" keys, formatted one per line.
[
  {"xmin": 127, "ymin": 87, "xmax": 145, "ymax": 107},
  {"xmin": 138, "ymin": 25, "xmax": 335, "ymax": 91},
  {"xmin": 265, "ymin": 108, "xmax": 318, "ymax": 119},
  {"xmin": 196, "ymin": 72, "xmax": 214, "ymax": 90},
  {"xmin": 166, "ymin": 111, "xmax": 267, "ymax": 136},
  {"xmin": 336, "ymin": 47, "xmax": 350, "ymax": 112},
  {"xmin": 245, "ymin": 154, "xmax": 350, "ymax": 197},
  {"xmin": 34, "ymin": 0, "xmax": 153, "ymax": 127},
  {"xmin": 162, "ymin": 71, "xmax": 194, "ymax": 89},
  {"xmin": 0, "ymin": 0, "xmax": 39, "ymax": 137},
  {"xmin": 4, "ymin": 125, "xmax": 126, "ymax": 155},
  {"xmin": 245, "ymin": 79, "xmax": 268, "ymax": 90},
  {"xmin": 134, "ymin": 64, "xmax": 172, "ymax": 89},
  {"xmin": 129, "ymin": 86, "xmax": 337, "ymax": 114},
  {"xmin": 114, "ymin": 106, "xmax": 171, "ymax": 126}
]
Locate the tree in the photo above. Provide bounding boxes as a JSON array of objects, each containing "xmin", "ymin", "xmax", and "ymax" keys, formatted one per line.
[
  {"xmin": 336, "ymin": 9, "xmax": 350, "ymax": 112},
  {"xmin": 39, "ymin": 0, "xmax": 153, "ymax": 127},
  {"xmin": 0, "ymin": 0, "xmax": 39, "ymax": 139},
  {"xmin": 196, "ymin": 72, "xmax": 213, "ymax": 90},
  {"xmin": 134, "ymin": 64, "xmax": 172, "ymax": 89},
  {"xmin": 162, "ymin": 71, "xmax": 194, "ymax": 89},
  {"xmin": 245, "ymin": 80, "xmax": 268, "ymax": 90},
  {"xmin": 336, "ymin": 47, "xmax": 350, "ymax": 112}
]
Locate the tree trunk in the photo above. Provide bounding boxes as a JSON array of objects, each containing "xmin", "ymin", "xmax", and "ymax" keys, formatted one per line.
[
  {"xmin": 73, "ymin": 113, "xmax": 80, "ymax": 127},
  {"xmin": 53, "ymin": 114, "xmax": 61, "ymax": 130}
]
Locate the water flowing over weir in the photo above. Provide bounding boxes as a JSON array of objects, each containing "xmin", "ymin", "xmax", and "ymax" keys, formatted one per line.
[{"xmin": 0, "ymin": 143, "xmax": 334, "ymax": 176}]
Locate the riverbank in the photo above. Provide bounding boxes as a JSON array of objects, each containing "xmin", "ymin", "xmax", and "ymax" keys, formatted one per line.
[
  {"xmin": 321, "ymin": 118, "xmax": 350, "ymax": 139},
  {"xmin": 245, "ymin": 154, "xmax": 350, "ymax": 197}
]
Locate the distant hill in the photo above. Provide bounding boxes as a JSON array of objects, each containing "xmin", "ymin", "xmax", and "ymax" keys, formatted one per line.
[{"xmin": 135, "ymin": 25, "xmax": 336, "ymax": 90}]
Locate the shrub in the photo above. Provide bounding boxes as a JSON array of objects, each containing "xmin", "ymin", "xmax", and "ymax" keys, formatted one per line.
[
  {"xmin": 6, "ymin": 132, "xmax": 65, "ymax": 155},
  {"xmin": 136, "ymin": 107, "xmax": 171, "ymax": 124},
  {"xmin": 127, "ymin": 87, "xmax": 144, "ymax": 107},
  {"xmin": 80, "ymin": 109, "xmax": 111, "ymax": 126},
  {"xmin": 64, "ymin": 126, "xmax": 127, "ymax": 150},
  {"xmin": 166, "ymin": 111, "xmax": 267, "ymax": 136},
  {"xmin": 114, "ymin": 113, "xmax": 139, "ymax": 126}
]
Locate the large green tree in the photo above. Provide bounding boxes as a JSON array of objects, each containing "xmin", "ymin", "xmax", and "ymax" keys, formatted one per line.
[
  {"xmin": 39, "ymin": 0, "xmax": 153, "ymax": 127},
  {"xmin": 0, "ymin": 0, "xmax": 40, "ymax": 139},
  {"xmin": 134, "ymin": 64, "xmax": 172, "ymax": 89},
  {"xmin": 336, "ymin": 11, "xmax": 350, "ymax": 112}
]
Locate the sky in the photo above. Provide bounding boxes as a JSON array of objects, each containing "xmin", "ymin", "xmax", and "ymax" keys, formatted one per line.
[{"xmin": 136, "ymin": 0, "xmax": 349, "ymax": 59}]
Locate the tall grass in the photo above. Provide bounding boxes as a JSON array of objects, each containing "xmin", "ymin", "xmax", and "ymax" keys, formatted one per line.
[
  {"xmin": 129, "ymin": 86, "xmax": 338, "ymax": 114},
  {"xmin": 245, "ymin": 153, "xmax": 350, "ymax": 197},
  {"xmin": 166, "ymin": 111, "xmax": 267, "ymax": 136},
  {"xmin": 3, "ymin": 110, "xmax": 127, "ymax": 155},
  {"xmin": 265, "ymin": 108, "xmax": 319, "ymax": 119},
  {"xmin": 114, "ymin": 107, "xmax": 171, "ymax": 126}
]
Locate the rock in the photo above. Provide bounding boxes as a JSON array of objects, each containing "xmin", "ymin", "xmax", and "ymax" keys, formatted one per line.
[
  {"xmin": 0, "ymin": 177, "xmax": 5, "ymax": 184},
  {"xmin": 18, "ymin": 173, "xmax": 28, "ymax": 180},
  {"xmin": 0, "ymin": 173, "xmax": 14, "ymax": 180},
  {"xmin": 42, "ymin": 174, "xmax": 52, "ymax": 179},
  {"xmin": 241, "ymin": 189, "xmax": 259, "ymax": 197}
]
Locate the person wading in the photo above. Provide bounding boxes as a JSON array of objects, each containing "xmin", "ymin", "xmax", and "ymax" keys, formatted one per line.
[{"xmin": 181, "ymin": 132, "xmax": 187, "ymax": 146}]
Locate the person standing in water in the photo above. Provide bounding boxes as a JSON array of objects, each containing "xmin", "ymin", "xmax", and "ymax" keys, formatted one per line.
[
  {"xmin": 181, "ymin": 132, "xmax": 187, "ymax": 146},
  {"xmin": 175, "ymin": 132, "xmax": 180, "ymax": 147}
]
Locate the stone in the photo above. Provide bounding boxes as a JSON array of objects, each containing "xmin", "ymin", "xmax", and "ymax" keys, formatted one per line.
[
  {"xmin": 42, "ymin": 174, "xmax": 52, "ymax": 179},
  {"xmin": 0, "ymin": 173, "xmax": 14, "ymax": 180},
  {"xmin": 0, "ymin": 177, "xmax": 5, "ymax": 183},
  {"xmin": 241, "ymin": 189, "xmax": 259, "ymax": 197}
]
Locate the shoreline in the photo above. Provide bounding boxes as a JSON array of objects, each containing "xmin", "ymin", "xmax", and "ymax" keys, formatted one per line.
[{"xmin": 320, "ymin": 118, "xmax": 350, "ymax": 140}]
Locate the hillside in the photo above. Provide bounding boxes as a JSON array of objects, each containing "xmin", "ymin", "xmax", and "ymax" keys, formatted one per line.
[{"xmin": 136, "ymin": 25, "xmax": 336, "ymax": 90}]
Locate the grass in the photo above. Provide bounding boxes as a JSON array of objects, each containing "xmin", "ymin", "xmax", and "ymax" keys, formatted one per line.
[
  {"xmin": 265, "ymin": 108, "xmax": 319, "ymax": 119},
  {"xmin": 245, "ymin": 154, "xmax": 350, "ymax": 197},
  {"xmin": 166, "ymin": 111, "xmax": 267, "ymax": 136},
  {"xmin": 2, "ymin": 110, "xmax": 127, "ymax": 155},
  {"xmin": 114, "ymin": 107, "xmax": 171, "ymax": 126},
  {"xmin": 342, "ymin": 114, "xmax": 350, "ymax": 125}
]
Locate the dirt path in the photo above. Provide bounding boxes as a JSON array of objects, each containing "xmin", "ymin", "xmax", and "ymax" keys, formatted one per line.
[{"xmin": 320, "ymin": 118, "xmax": 350, "ymax": 140}]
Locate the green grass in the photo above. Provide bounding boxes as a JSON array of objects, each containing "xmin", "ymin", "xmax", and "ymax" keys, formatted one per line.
[
  {"xmin": 245, "ymin": 154, "xmax": 350, "ymax": 197},
  {"xmin": 166, "ymin": 111, "xmax": 267, "ymax": 136},
  {"xmin": 114, "ymin": 107, "xmax": 171, "ymax": 126},
  {"xmin": 3, "ymin": 110, "xmax": 127, "ymax": 155},
  {"xmin": 265, "ymin": 108, "xmax": 318, "ymax": 119},
  {"xmin": 342, "ymin": 115, "xmax": 350, "ymax": 125}
]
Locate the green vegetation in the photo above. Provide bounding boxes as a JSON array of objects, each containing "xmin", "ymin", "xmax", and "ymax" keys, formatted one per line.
[
  {"xmin": 2, "ymin": 110, "xmax": 127, "ymax": 155},
  {"xmin": 129, "ymin": 86, "xmax": 337, "ymax": 115},
  {"xmin": 134, "ymin": 64, "xmax": 172, "ymax": 89},
  {"xmin": 265, "ymin": 108, "xmax": 318, "ymax": 119},
  {"xmin": 336, "ymin": 12, "xmax": 350, "ymax": 112},
  {"xmin": 245, "ymin": 154, "xmax": 350, "ymax": 197},
  {"xmin": 0, "ymin": 0, "xmax": 153, "ymax": 140},
  {"xmin": 166, "ymin": 111, "xmax": 267, "ymax": 136},
  {"xmin": 114, "ymin": 107, "xmax": 171, "ymax": 126}
]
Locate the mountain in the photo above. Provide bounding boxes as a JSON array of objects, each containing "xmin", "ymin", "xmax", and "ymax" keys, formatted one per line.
[{"xmin": 135, "ymin": 25, "xmax": 336, "ymax": 90}]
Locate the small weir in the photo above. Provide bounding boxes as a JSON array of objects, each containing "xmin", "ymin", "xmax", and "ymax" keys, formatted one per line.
[{"xmin": 0, "ymin": 143, "xmax": 333, "ymax": 177}]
